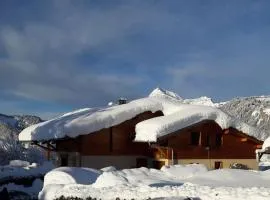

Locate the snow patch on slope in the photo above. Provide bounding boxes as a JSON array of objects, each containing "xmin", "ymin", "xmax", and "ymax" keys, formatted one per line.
[
  {"xmin": 0, "ymin": 114, "xmax": 17, "ymax": 127},
  {"xmin": 220, "ymin": 96, "xmax": 270, "ymax": 140},
  {"xmin": 263, "ymin": 108, "xmax": 270, "ymax": 116},
  {"xmin": 149, "ymin": 88, "xmax": 217, "ymax": 107},
  {"xmin": 183, "ymin": 96, "xmax": 216, "ymax": 107},
  {"xmin": 149, "ymin": 88, "xmax": 183, "ymax": 101}
]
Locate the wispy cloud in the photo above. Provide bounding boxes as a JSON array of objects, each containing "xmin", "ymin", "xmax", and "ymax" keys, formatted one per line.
[{"xmin": 1, "ymin": 0, "xmax": 270, "ymax": 115}]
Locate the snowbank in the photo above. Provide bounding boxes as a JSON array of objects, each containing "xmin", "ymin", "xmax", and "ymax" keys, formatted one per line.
[
  {"xmin": 100, "ymin": 166, "xmax": 117, "ymax": 172},
  {"xmin": 0, "ymin": 179, "xmax": 43, "ymax": 199},
  {"xmin": 93, "ymin": 164, "xmax": 206, "ymax": 189},
  {"xmin": 0, "ymin": 161, "xmax": 54, "ymax": 199},
  {"xmin": 43, "ymin": 167, "xmax": 101, "ymax": 187},
  {"xmin": 0, "ymin": 160, "xmax": 54, "ymax": 181},
  {"xmin": 9, "ymin": 160, "xmax": 30, "ymax": 167},
  {"xmin": 40, "ymin": 166, "xmax": 270, "ymax": 200},
  {"xmin": 40, "ymin": 167, "xmax": 101, "ymax": 200},
  {"xmin": 48, "ymin": 181, "xmax": 270, "ymax": 200},
  {"xmin": 188, "ymin": 168, "xmax": 270, "ymax": 187},
  {"xmin": 19, "ymin": 98, "xmax": 162, "ymax": 142},
  {"xmin": 161, "ymin": 164, "xmax": 208, "ymax": 179},
  {"xmin": 93, "ymin": 167, "xmax": 182, "ymax": 188}
]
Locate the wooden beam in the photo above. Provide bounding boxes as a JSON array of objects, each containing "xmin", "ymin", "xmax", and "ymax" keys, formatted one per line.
[{"xmin": 32, "ymin": 141, "xmax": 56, "ymax": 151}]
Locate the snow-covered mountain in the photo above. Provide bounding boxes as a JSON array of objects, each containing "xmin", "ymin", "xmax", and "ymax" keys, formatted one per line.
[
  {"xmin": 220, "ymin": 96, "xmax": 270, "ymax": 137},
  {"xmin": 183, "ymin": 96, "xmax": 216, "ymax": 107},
  {"xmin": 149, "ymin": 88, "xmax": 216, "ymax": 106},
  {"xmin": 149, "ymin": 88, "xmax": 183, "ymax": 101},
  {"xmin": 0, "ymin": 113, "xmax": 43, "ymax": 165},
  {"xmin": 149, "ymin": 88, "xmax": 270, "ymax": 139},
  {"xmin": 0, "ymin": 114, "xmax": 43, "ymax": 131},
  {"xmin": 0, "ymin": 113, "xmax": 43, "ymax": 142}
]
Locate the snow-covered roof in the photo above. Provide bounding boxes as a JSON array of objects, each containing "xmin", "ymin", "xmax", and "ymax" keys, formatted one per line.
[
  {"xmin": 135, "ymin": 103, "xmax": 262, "ymax": 142},
  {"xmin": 19, "ymin": 88, "xmax": 264, "ymax": 142},
  {"xmin": 19, "ymin": 98, "xmax": 162, "ymax": 142}
]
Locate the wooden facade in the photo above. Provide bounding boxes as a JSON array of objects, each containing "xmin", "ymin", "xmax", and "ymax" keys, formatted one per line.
[
  {"xmin": 55, "ymin": 111, "xmax": 163, "ymax": 168},
  {"xmin": 155, "ymin": 120, "xmax": 262, "ymax": 160},
  {"xmin": 152, "ymin": 120, "xmax": 262, "ymax": 169},
  {"xmin": 46, "ymin": 114, "xmax": 262, "ymax": 170}
]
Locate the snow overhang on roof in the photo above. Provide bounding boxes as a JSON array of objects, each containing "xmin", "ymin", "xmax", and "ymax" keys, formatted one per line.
[
  {"xmin": 135, "ymin": 103, "xmax": 264, "ymax": 142},
  {"xmin": 18, "ymin": 98, "xmax": 163, "ymax": 142}
]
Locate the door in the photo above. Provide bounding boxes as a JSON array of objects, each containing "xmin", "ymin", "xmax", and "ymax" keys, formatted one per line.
[
  {"xmin": 215, "ymin": 161, "xmax": 223, "ymax": 169},
  {"xmin": 153, "ymin": 160, "xmax": 165, "ymax": 169},
  {"xmin": 60, "ymin": 154, "xmax": 68, "ymax": 166},
  {"xmin": 136, "ymin": 158, "xmax": 148, "ymax": 168}
]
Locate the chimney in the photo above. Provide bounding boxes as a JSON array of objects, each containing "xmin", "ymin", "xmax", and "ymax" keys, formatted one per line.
[{"xmin": 118, "ymin": 98, "xmax": 127, "ymax": 105}]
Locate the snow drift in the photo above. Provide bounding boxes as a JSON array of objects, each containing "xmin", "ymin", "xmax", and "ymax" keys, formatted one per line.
[{"xmin": 39, "ymin": 165, "xmax": 270, "ymax": 200}]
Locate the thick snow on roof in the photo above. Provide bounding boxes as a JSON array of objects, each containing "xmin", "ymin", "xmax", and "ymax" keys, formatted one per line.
[
  {"xmin": 19, "ymin": 98, "xmax": 162, "ymax": 141},
  {"xmin": 135, "ymin": 98, "xmax": 263, "ymax": 142},
  {"xmin": 19, "ymin": 87, "xmax": 263, "ymax": 142}
]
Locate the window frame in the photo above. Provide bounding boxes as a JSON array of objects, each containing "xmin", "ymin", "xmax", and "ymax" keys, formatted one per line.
[
  {"xmin": 216, "ymin": 133, "xmax": 223, "ymax": 147},
  {"xmin": 190, "ymin": 131, "xmax": 201, "ymax": 146}
]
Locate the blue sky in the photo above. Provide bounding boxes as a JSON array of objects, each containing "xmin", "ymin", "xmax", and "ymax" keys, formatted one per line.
[{"xmin": 1, "ymin": 0, "xmax": 270, "ymax": 119}]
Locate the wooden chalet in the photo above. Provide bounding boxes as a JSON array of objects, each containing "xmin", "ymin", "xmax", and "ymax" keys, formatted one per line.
[
  {"xmin": 151, "ymin": 120, "xmax": 262, "ymax": 169},
  {"xmin": 34, "ymin": 115, "xmax": 262, "ymax": 170},
  {"xmin": 34, "ymin": 110, "xmax": 163, "ymax": 169},
  {"xmin": 21, "ymin": 97, "xmax": 263, "ymax": 170}
]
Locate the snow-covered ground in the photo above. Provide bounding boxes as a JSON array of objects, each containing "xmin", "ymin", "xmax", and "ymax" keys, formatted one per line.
[
  {"xmin": 39, "ymin": 164, "xmax": 270, "ymax": 200},
  {"xmin": 0, "ymin": 160, "xmax": 54, "ymax": 180},
  {"xmin": 0, "ymin": 160, "xmax": 54, "ymax": 199}
]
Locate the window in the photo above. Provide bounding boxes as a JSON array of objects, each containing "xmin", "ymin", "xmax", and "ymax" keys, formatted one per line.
[
  {"xmin": 60, "ymin": 155, "xmax": 68, "ymax": 166},
  {"xmin": 129, "ymin": 132, "xmax": 136, "ymax": 141},
  {"xmin": 216, "ymin": 134, "xmax": 222, "ymax": 147},
  {"xmin": 206, "ymin": 134, "xmax": 210, "ymax": 147},
  {"xmin": 215, "ymin": 161, "xmax": 223, "ymax": 169},
  {"xmin": 159, "ymin": 139, "xmax": 168, "ymax": 146},
  {"xmin": 190, "ymin": 132, "xmax": 200, "ymax": 146}
]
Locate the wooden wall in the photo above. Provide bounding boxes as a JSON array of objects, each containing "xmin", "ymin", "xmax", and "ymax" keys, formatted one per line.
[
  {"xmin": 155, "ymin": 120, "xmax": 262, "ymax": 160},
  {"xmin": 56, "ymin": 116, "xmax": 262, "ymax": 162},
  {"xmin": 56, "ymin": 111, "xmax": 163, "ymax": 156}
]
